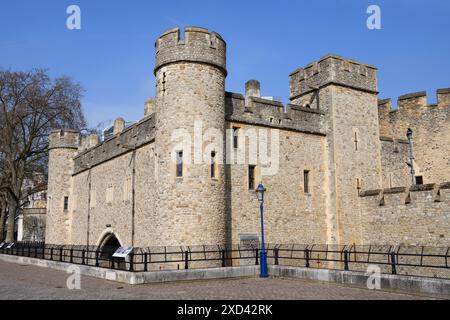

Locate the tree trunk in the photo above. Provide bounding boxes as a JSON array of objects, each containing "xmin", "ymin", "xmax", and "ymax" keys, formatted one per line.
[
  {"xmin": 5, "ymin": 198, "xmax": 17, "ymax": 242},
  {"xmin": 0, "ymin": 204, "xmax": 6, "ymax": 242}
]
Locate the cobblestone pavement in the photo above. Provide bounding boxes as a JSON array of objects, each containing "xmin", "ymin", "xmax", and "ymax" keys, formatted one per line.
[{"xmin": 0, "ymin": 260, "xmax": 442, "ymax": 300}]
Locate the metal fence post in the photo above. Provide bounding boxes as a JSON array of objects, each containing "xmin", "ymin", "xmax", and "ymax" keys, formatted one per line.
[
  {"xmin": 144, "ymin": 253, "xmax": 148, "ymax": 272},
  {"xmin": 274, "ymin": 248, "xmax": 279, "ymax": 265},
  {"xmin": 50, "ymin": 248, "xmax": 53, "ymax": 261},
  {"xmin": 129, "ymin": 252, "xmax": 134, "ymax": 272},
  {"xmin": 70, "ymin": 249, "xmax": 73, "ymax": 263},
  {"xmin": 184, "ymin": 250, "xmax": 189, "ymax": 270},
  {"xmin": 111, "ymin": 255, "xmax": 115, "ymax": 270},
  {"xmin": 34, "ymin": 246, "xmax": 37, "ymax": 258},
  {"xmin": 305, "ymin": 249, "xmax": 310, "ymax": 268},
  {"xmin": 221, "ymin": 250, "xmax": 226, "ymax": 267},
  {"xmin": 82, "ymin": 249, "xmax": 85, "ymax": 265},
  {"xmin": 344, "ymin": 250, "xmax": 349, "ymax": 271},
  {"xmin": 255, "ymin": 248, "xmax": 259, "ymax": 265},
  {"xmin": 60, "ymin": 248, "xmax": 63, "ymax": 262},
  {"xmin": 95, "ymin": 250, "xmax": 99, "ymax": 267},
  {"xmin": 390, "ymin": 251, "xmax": 397, "ymax": 275}
]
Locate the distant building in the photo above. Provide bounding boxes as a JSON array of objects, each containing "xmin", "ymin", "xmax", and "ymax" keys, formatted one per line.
[{"xmin": 17, "ymin": 178, "xmax": 47, "ymax": 242}]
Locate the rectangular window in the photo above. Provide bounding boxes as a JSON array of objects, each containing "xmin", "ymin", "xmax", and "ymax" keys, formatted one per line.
[
  {"xmin": 233, "ymin": 127, "xmax": 239, "ymax": 149},
  {"xmin": 106, "ymin": 184, "xmax": 113, "ymax": 204},
  {"xmin": 176, "ymin": 151, "xmax": 183, "ymax": 177},
  {"xmin": 211, "ymin": 151, "xmax": 216, "ymax": 178},
  {"xmin": 304, "ymin": 170, "xmax": 310, "ymax": 194},
  {"xmin": 248, "ymin": 165, "xmax": 255, "ymax": 190},
  {"xmin": 63, "ymin": 196, "xmax": 69, "ymax": 211},
  {"xmin": 90, "ymin": 190, "xmax": 96, "ymax": 209},
  {"xmin": 415, "ymin": 176, "xmax": 423, "ymax": 185},
  {"xmin": 123, "ymin": 177, "xmax": 132, "ymax": 202}
]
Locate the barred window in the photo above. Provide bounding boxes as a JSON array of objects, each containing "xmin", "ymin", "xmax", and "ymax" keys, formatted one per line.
[
  {"xmin": 233, "ymin": 127, "xmax": 239, "ymax": 149},
  {"xmin": 248, "ymin": 165, "xmax": 255, "ymax": 190},
  {"xmin": 304, "ymin": 170, "xmax": 310, "ymax": 194},
  {"xmin": 211, "ymin": 151, "xmax": 216, "ymax": 179},
  {"xmin": 63, "ymin": 196, "xmax": 69, "ymax": 211},
  {"xmin": 176, "ymin": 151, "xmax": 183, "ymax": 177}
]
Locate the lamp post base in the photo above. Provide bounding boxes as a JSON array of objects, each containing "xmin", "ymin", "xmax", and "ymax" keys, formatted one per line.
[{"xmin": 260, "ymin": 250, "xmax": 269, "ymax": 278}]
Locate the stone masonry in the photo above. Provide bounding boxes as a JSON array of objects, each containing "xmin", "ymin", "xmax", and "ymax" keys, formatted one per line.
[{"xmin": 45, "ymin": 26, "xmax": 450, "ymax": 250}]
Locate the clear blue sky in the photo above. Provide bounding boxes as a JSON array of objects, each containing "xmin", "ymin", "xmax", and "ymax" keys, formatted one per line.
[{"xmin": 1, "ymin": 0, "xmax": 449, "ymax": 127}]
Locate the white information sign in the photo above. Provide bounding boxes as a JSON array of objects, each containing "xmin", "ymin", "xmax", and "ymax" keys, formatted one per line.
[{"xmin": 112, "ymin": 246, "xmax": 133, "ymax": 258}]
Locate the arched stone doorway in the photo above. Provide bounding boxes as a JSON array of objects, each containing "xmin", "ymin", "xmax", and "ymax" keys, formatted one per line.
[{"xmin": 98, "ymin": 232, "xmax": 123, "ymax": 269}]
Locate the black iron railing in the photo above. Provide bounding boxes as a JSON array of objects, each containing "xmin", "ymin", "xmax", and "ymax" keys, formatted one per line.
[{"xmin": 1, "ymin": 242, "xmax": 449, "ymax": 279}]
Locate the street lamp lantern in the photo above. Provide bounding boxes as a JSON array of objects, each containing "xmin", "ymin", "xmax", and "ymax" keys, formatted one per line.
[
  {"xmin": 256, "ymin": 183, "xmax": 266, "ymax": 202},
  {"xmin": 406, "ymin": 128, "xmax": 413, "ymax": 138},
  {"xmin": 255, "ymin": 183, "xmax": 268, "ymax": 278}
]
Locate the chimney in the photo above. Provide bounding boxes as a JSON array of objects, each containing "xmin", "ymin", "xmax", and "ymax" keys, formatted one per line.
[
  {"xmin": 113, "ymin": 118, "xmax": 125, "ymax": 135},
  {"xmin": 144, "ymin": 98, "xmax": 155, "ymax": 116},
  {"xmin": 87, "ymin": 134, "xmax": 99, "ymax": 148},
  {"xmin": 245, "ymin": 80, "xmax": 261, "ymax": 107}
]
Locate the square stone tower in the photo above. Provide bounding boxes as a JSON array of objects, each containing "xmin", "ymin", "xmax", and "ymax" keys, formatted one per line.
[{"xmin": 289, "ymin": 55, "xmax": 383, "ymax": 244}]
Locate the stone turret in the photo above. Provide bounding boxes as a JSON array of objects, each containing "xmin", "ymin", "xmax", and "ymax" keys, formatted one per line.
[
  {"xmin": 153, "ymin": 27, "xmax": 227, "ymax": 247},
  {"xmin": 46, "ymin": 129, "xmax": 80, "ymax": 244}
]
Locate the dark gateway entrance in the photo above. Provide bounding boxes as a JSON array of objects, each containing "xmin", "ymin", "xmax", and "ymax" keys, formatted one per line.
[{"xmin": 98, "ymin": 234, "xmax": 125, "ymax": 269}]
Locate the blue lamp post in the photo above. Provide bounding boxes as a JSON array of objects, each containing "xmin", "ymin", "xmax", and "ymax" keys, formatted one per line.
[{"xmin": 255, "ymin": 183, "xmax": 268, "ymax": 278}]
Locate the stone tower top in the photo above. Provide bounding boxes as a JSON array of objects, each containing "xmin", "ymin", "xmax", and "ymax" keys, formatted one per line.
[
  {"xmin": 289, "ymin": 54, "xmax": 378, "ymax": 101},
  {"xmin": 49, "ymin": 129, "xmax": 80, "ymax": 150},
  {"xmin": 154, "ymin": 26, "xmax": 227, "ymax": 76}
]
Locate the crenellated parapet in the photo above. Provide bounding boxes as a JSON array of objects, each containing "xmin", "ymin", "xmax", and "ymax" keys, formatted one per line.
[
  {"xmin": 378, "ymin": 88, "xmax": 450, "ymax": 140},
  {"xmin": 359, "ymin": 182, "xmax": 450, "ymax": 205},
  {"xmin": 378, "ymin": 88, "xmax": 450, "ymax": 116},
  {"xmin": 73, "ymin": 115, "xmax": 156, "ymax": 175},
  {"xmin": 154, "ymin": 27, "xmax": 226, "ymax": 76},
  {"xmin": 225, "ymin": 91, "xmax": 326, "ymax": 135},
  {"xmin": 358, "ymin": 182, "xmax": 450, "ymax": 245},
  {"xmin": 289, "ymin": 54, "xmax": 378, "ymax": 101},
  {"xmin": 49, "ymin": 129, "xmax": 80, "ymax": 150}
]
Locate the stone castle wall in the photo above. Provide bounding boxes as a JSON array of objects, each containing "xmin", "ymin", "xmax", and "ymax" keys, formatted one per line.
[
  {"xmin": 44, "ymin": 27, "xmax": 450, "ymax": 250},
  {"xmin": 226, "ymin": 122, "xmax": 329, "ymax": 245},
  {"xmin": 378, "ymin": 89, "xmax": 450, "ymax": 184},
  {"xmin": 380, "ymin": 137, "xmax": 411, "ymax": 189},
  {"xmin": 359, "ymin": 183, "xmax": 450, "ymax": 246}
]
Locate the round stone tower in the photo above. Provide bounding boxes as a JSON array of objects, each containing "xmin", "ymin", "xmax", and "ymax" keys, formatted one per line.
[
  {"xmin": 154, "ymin": 27, "xmax": 227, "ymax": 246},
  {"xmin": 46, "ymin": 129, "xmax": 80, "ymax": 245}
]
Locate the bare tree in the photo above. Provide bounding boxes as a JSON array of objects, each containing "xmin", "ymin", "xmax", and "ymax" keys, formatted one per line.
[
  {"xmin": 0, "ymin": 69, "xmax": 86, "ymax": 242},
  {"xmin": 0, "ymin": 192, "xmax": 6, "ymax": 242}
]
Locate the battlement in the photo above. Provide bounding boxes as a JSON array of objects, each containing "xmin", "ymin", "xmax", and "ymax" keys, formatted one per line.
[
  {"xmin": 225, "ymin": 91, "xmax": 326, "ymax": 135},
  {"xmin": 378, "ymin": 88, "xmax": 450, "ymax": 113},
  {"xmin": 154, "ymin": 26, "xmax": 227, "ymax": 75},
  {"xmin": 359, "ymin": 182, "xmax": 450, "ymax": 205},
  {"xmin": 73, "ymin": 115, "xmax": 156, "ymax": 175},
  {"xmin": 289, "ymin": 54, "xmax": 378, "ymax": 101},
  {"xmin": 49, "ymin": 129, "xmax": 80, "ymax": 150}
]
